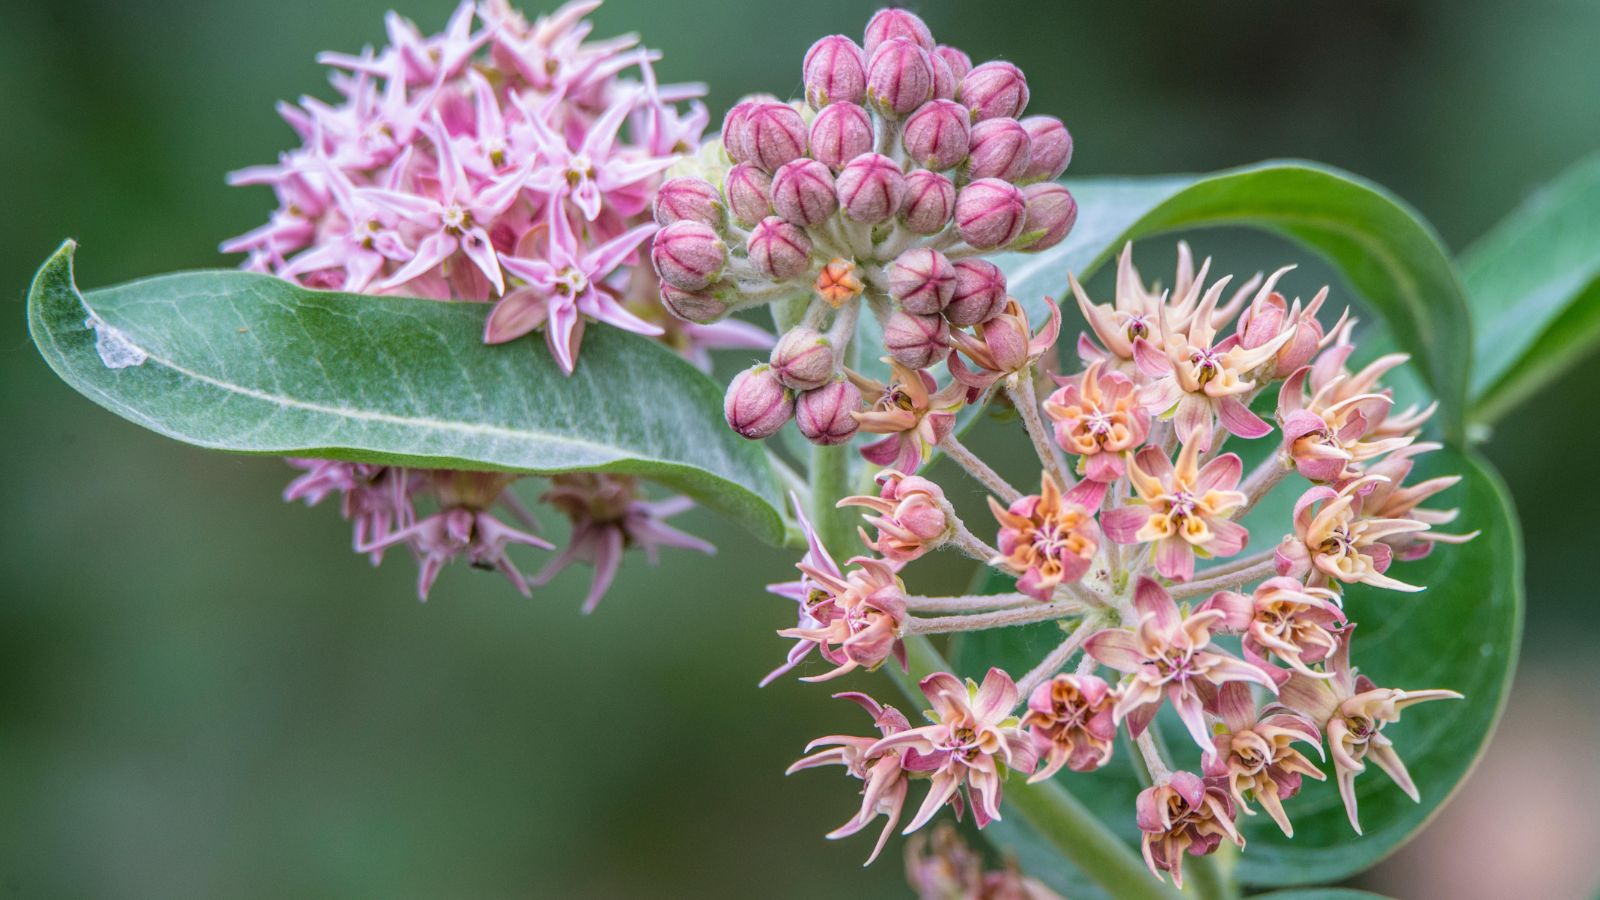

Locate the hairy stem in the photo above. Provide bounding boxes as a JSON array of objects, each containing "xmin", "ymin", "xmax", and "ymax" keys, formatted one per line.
[
  {"xmin": 886, "ymin": 636, "xmax": 1183, "ymax": 900},
  {"xmin": 1239, "ymin": 451, "xmax": 1293, "ymax": 513},
  {"xmin": 945, "ymin": 520, "xmax": 1000, "ymax": 562},
  {"xmin": 905, "ymin": 592, "xmax": 1034, "ymax": 613},
  {"xmin": 905, "ymin": 600, "xmax": 1084, "ymax": 635},
  {"xmin": 941, "ymin": 433, "xmax": 1022, "ymax": 502},
  {"xmin": 1014, "ymin": 616, "xmax": 1100, "ymax": 699},
  {"xmin": 1008, "ymin": 373, "xmax": 1075, "ymax": 489},
  {"xmin": 1166, "ymin": 556, "xmax": 1279, "ymax": 601}
]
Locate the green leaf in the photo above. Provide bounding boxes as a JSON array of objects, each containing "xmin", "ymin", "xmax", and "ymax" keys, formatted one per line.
[
  {"xmin": 992, "ymin": 161, "xmax": 1473, "ymax": 441},
  {"xmin": 953, "ymin": 447, "xmax": 1521, "ymax": 893},
  {"xmin": 1461, "ymin": 151, "xmax": 1600, "ymax": 425},
  {"xmin": 27, "ymin": 241, "xmax": 787, "ymax": 543}
]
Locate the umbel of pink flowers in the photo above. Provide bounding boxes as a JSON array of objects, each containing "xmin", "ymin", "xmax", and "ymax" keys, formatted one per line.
[
  {"xmin": 768, "ymin": 234, "xmax": 1473, "ymax": 884},
  {"xmin": 226, "ymin": 0, "xmax": 775, "ymax": 606}
]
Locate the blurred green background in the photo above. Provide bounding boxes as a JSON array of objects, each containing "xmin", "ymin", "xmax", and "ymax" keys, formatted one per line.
[{"xmin": 4, "ymin": 1, "xmax": 1599, "ymax": 897}]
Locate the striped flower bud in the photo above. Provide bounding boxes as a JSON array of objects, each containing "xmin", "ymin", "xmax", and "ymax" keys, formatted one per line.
[
  {"xmin": 651, "ymin": 220, "xmax": 726, "ymax": 291},
  {"xmin": 965, "ymin": 117, "xmax": 1032, "ymax": 181},
  {"xmin": 836, "ymin": 153, "xmax": 907, "ymax": 224},
  {"xmin": 804, "ymin": 35, "xmax": 867, "ymax": 108},
  {"xmin": 955, "ymin": 177, "xmax": 1027, "ymax": 249},
  {"xmin": 747, "ymin": 216, "xmax": 814, "ymax": 281},
  {"xmin": 1019, "ymin": 115, "xmax": 1073, "ymax": 182},
  {"xmin": 770, "ymin": 158, "xmax": 840, "ymax": 227},
  {"xmin": 724, "ymin": 163, "xmax": 773, "ymax": 226},
  {"xmin": 883, "ymin": 310, "xmax": 951, "ymax": 369},
  {"xmin": 770, "ymin": 326, "xmax": 836, "ymax": 391},
  {"xmin": 863, "ymin": 7, "xmax": 935, "ymax": 53},
  {"xmin": 796, "ymin": 379, "xmax": 863, "ymax": 445},
  {"xmin": 808, "ymin": 102, "xmax": 875, "ymax": 172},
  {"xmin": 934, "ymin": 45, "xmax": 973, "ymax": 82},
  {"xmin": 901, "ymin": 99, "xmax": 971, "ymax": 171},
  {"xmin": 653, "ymin": 176, "xmax": 725, "ymax": 228},
  {"xmin": 659, "ymin": 283, "xmax": 729, "ymax": 324},
  {"xmin": 899, "ymin": 170, "xmax": 957, "ymax": 234},
  {"xmin": 744, "ymin": 102, "xmax": 809, "ymax": 172},
  {"xmin": 1016, "ymin": 182, "xmax": 1077, "ymax": 252},
  {"xmin": 945, "ymin": 258, "xmax": 1008, "ymax": 326},
  {"xmin": 960, "ymin": 61, "xmax": 1029, "ymax": 121},
  {"xmin": 725, "ymin": 364, "xmax": 794, "ymax": 439},
  {"xmin": 866, "ymin": 38, "xmax": 934, "ymax": 119},
  {"xmin": 889, "ymin": 247, "xmax": 957, "ymax": 315}
]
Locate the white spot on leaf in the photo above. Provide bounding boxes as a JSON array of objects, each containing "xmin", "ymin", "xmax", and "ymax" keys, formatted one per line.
[{"xmin": 84, "ymin": 314, "xmax": 148, "ymax": 369}]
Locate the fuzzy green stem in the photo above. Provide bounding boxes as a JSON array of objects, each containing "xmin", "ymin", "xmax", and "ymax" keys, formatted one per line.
[
  {"xmin": 810, "ymin": 442, "xmax": 857, "ymax": 558},
  {"xmin": 887, "ymin": 635, "xmax": 1183, "ymax": 900}
]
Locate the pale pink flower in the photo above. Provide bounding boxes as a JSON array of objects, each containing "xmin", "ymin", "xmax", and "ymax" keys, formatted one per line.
[
  {"xmin": 779, "ymin": 555, "xmax": 908, "ymax": 682},
  {"xmin": 947, "ymin": 297, "xmax": 1062, "ymax": 396},
  {"xmin": 763, "ymin": 494, "xmax": 843, "ymax": 686},
  {"xmin": 1100, "ymin": 441, "xmax": 1249, "ymax": 582},
  {"xmin": 1021, "ymin": 674, "xmax": 1116, "ymax": 781},
  {"xmin": 1135, "ymin": 771, "xmax": 1243, "ymax": 888},
  {"xmin": 1359, "ymin": 443, "xmax": 1479, "ymax": 561},
  {"xmin": 1085, "ymin": 577, "xmax": 1276, "ymax": 750},
  {"xmin": 904, "ymin": 823, "xmax": 1065, "ymax": 900},
  {"xmin": 848, "ymin": 361, "xmax": 966, "ymax": 473},
  {"xmin": 870, "ymin": 668, "xmax": 1037, "ymax": 831},
  {"xmin": 1279, "ymin": 630, "xmax": 1461, "ymax": 833},
  {"xmin": 839, "ymin": 470, "xmax": 952, "ymax": 565},
  {"xmin": 1201, "ymin": 682, "xmax": 1326, "ymax": 837},
  {"xmin": 1043, "ymin": 358, "xmax": 1150, "ymax": 499},
  {"xmin": 788, "ymin": 691, "xmax": 915, "ymax": 864},
  {"xmin": 1274, "ymin": 477, "xmax": 1428, "ymax": 592},
  {"xmin": 1201, "ymin": 576, "xmax": 1347, "ymax": 685},
  {"xmin": 988, "ymin": 473, "xmax": 1099, "ymax": 601},
  {"xmin": 532, "ymin": 473, "xmax": 714, "ymax": 613},
  {"xmin": 283, "ymin": 460, "xmax": 413, "ymax": 563}
]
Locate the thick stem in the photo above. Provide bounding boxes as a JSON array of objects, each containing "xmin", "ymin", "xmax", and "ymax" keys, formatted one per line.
[
  {"xmin": 905, "ymin": 600, "xmax": 1084, "ymax": 635},
  {"xmin": 1014, "ymin": 616, "xmax": 1099, "ymax": 699},
  {"xmin": 1008, "ymin": 374, "xmax": 1075, "ymax": 489},
  {"xmin": 941, "ymin": 433, "xmax": 1022, "ymax": 502},
  {"xmin": 906, "ymin": 592, "xmax": 1034, "ymax": 613},
  {"xmin": 1239, "ymin": 451, "xmax": 1293, "ymax": 513},
  {"xmin": 945, "ymin": 521, "xmax": 1000, "ymax": 562},
  {"xmin": 1166, "ymin": 556, "xmax": 1279, "ymax": 601},
  {"xmin": 886, "ymin": 635, "xmax": 1182, "ymax": 900},
  {"xmin": 809, "ymin": 442, "xmax": 857, "ymax": 558}
]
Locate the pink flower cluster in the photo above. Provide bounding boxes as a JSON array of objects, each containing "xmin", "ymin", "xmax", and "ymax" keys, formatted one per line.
[
  {"xmin": 645, "ymin": 7, "xmax": 1076, "ymax": 448},
  {"xmin": 775, "ymin": 241, "xmax": 1471, "ymax": 883},
  {"xmin": 238, "ymin": 2, "xmax": 730, "ymax": 606}
]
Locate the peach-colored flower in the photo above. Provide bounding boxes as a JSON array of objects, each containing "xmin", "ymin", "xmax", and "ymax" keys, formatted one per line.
[
  {"xmin": 848, "ymin": 360, "xmax": 966, "ymax": 473},
  {"xmin": 779, "ymin": 555, "xmax": 907, "ymax": 681},
  {"xmin": 1201, "ymin": 575, "xmax": 1348, "ymax": 685},
  {"xmin": 1201, "ymin": 682, "xmax": 1326, "ymax": 837},
  {"xmin": 1279, "ymin": 630, "xmax": 1461, "ymax": 834},
  {"xmin": 1085, "ymin": 578, "xmax": 1276, "ymax": 750},
  {"xmin": 988, "ymin": 473, "xmax": 1099, "ymax": 601},
  {"xmin": 839, "ymin": 470, "xmax": 952, "ymax": 565},
  {"xmin": 1021, "ymin": 674, "xmax": 1116, "ymax": 781},
  {"xmin": 1359, "ymin": 443, "xmax": 1479, "ymax": 561},
  {"xmin": 1071, "ymin": 242, "xmax": 1258, "ymax": 368},
  {"xmin": 1043, "ymin": 359, "xmax": 1150, "ymax": 494},
  {"xmin": 948, "ymin": 297, "xmax": 1062, "ymax": 395},
  {"xmin": 905, "ymin": 823, "xmax": 1064, "ymax": 900},
  {"xmin": 788, "ymin": 691, "xmax": 915, "ymax": 864},
  {"xmin": 1135, "ymin": 771, "xmax": 1243, "ymax": 888},
  {"xmin": 1274, "ymin": 477, "xmax": 1428, "ymax": 591},
  {"xmin": 1100, "ymin": 441, "xmax": 1248, "ymax": 582}
]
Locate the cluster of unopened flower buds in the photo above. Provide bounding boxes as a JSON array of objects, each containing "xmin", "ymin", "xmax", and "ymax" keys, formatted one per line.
[
  {"xmin": 647, "ymin": 7, "xmax": 1076, "ymax": 447},
  {"xmin": 771, "ymin": 241, "xmax": 1475, "ymax": 884},
  {"xmin": 230, "ymin": 1, "xmax": 731, "ymax": 605}
]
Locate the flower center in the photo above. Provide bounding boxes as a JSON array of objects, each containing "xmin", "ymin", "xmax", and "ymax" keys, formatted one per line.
[{"xmin": 442, "ymin": 204, "xmax": 472, "ymax": 234}]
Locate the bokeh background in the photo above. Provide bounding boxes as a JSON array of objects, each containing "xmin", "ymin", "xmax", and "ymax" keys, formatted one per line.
[{"xmin": 4, "ymin": 1, "xmax": 1599, "ymax": 897}]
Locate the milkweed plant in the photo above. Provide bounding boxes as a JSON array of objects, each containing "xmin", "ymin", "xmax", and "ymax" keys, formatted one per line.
[{"xmin": 36, "ymin": 2, "xmax": 1596, "ymax": 897}]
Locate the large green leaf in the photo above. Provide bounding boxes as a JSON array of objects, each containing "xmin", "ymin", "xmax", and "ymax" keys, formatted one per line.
[
  {"xmin": 27, "ymin": 241, "xmax": 787, "ymax": 543},
  {"xmin": 953, "ymin": 447, "xmax": 1521, "ymax": 892},
  {"xmin": 1461, "ymin": 151, "xmax": 1600, "ymax": 425},
  {"xmin": 992, "ymin": 161, "xmax": 1473, "ymax": 441}
]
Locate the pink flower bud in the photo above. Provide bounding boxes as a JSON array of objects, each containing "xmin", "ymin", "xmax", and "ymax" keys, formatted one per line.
[
  {"xmin": 863, "ymin": 8, "xmax": 935, "ymax": 53},
  {"xmin": 1019, "ymin": 115, "xmax": 1073, "ymax": 181},
  {"xmin": 955, "ymin": 177, "xmax": 1027, "ymax": 249},
  {"xmin": 659, "ymin": 284, "xmax": 729, "ymax": 324},
  {"xmin": 808, "ymin": 102, "xmax": 875, "ymax": 172},
  {"xmin": 889, "ymin": 247, "xmax": 956, "ymax": 315},
  {"xmin": 928, "ymin": 51, "xmax": 958, "ymax": 100},
  {"xmin": 803, "ymin": 35, "xmax": 867, "ymax": 108},
  {"xmin": 653, "ymin": 176, "xmax": 725, "ymax": 228},
  {"xmin": 901, "ymin": 99, "xmax": 971, "ymax": 170},
  {"xmin": 866, "ymin": 38, "xmax": 934, "ymax": 119},
  {"xmin": 724, "ymin": 163, "xmax": 773, "ymax": 226},
  {"xmin": 770, "ymin": 326, "xmax": 836, "ymax": 391},
  {"xmin": 898, "ymin": 169, "xmax": 956, "ymax": 234},
  {"xmin": 836, "ymin": 153, "xmax": 907, "ymax": 224},
  {"xmin": 960, "ymin": 61, "xmax": 1029, "ymax": 121},
  {"xmin": 747, "ymin": 216, "xmax": 814, "ymax": 281},
  {"xmin": 965, "ymin": 116, "xmax": 1033, "ymax": 181},
  {"xmin": 1016, "ymin": 182, "xmax": 1078, "ymax": 252},
  {"xmin": 979, "ymin": 306, "xmax": 1033, "ymax": 373},
  {"xmin": 934, "ymin": 45, "xmax": 973, "ymax": 81},
  {"xmin": 651, "ymin": 220, "xmax": 726, "ymax": 291},
  {"xmin": 725, "ymin": 364, "xmax": 794, "ymax": 439},
  {"xmin": 796, "ymin": 380, "xmax": 863, "ymax": 445},
  {"xmin": 946, "ymin": 258, "xmax": 1008, "ymax": 326},
  {"xmin": 882, "ymin": 310, "xmax": 951, "ymax": 369},
  {"xmin": 720, "ymin": 100, "xmax": 759, "ymax": 162},
  {"xmin": 770, "ymin": 158, "xmax": 839, "ymax": 227},
  {"xmin": 744, "ymin": 102, "xmax": 808, "ymax": 172}
]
